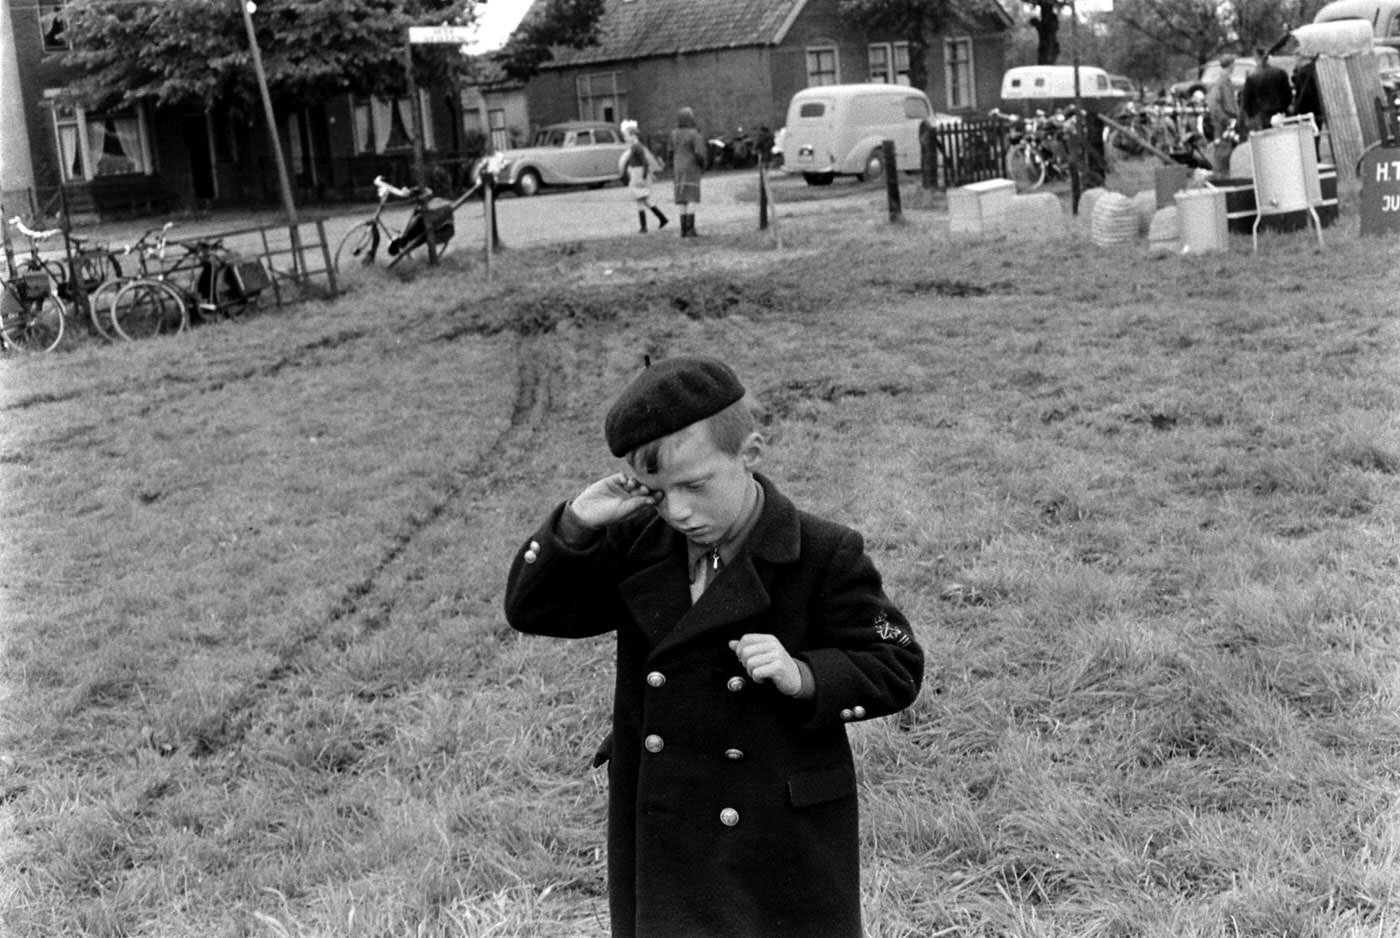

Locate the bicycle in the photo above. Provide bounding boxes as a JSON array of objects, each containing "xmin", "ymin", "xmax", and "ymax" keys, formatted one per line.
[
  {"xmin": 999, "ymin": 109, "xmax": 1074, "ymax": 189},
  {"xmin": 0, "ymin": 257, "xmax": 65, "ymax": 353},
  {"xmin": 334, "ymin": 176, "xmax": 475, "ymax": 272},
  {"xmin": 8, "ymin": 217, "xmax": 124, "ymax": 340},
  {"xmin": 109, "ymin": 224, "xmax": 267, "ymax": 340}
]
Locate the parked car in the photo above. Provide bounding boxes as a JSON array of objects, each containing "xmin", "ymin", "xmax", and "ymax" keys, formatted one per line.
[
  {"xmin": 779, "ymin": 84, "xmax": 958, "ymax": 186},
  {"xmin": 472, "ymin": 121, "xmax": 630, "ymax": 197}
]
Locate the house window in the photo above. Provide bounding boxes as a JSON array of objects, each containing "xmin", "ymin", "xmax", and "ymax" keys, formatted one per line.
[
  {"xmin": 806, "ymin": 46, "xmax": 839, "ymax": 86},
  {"xmin": 51, "ymin": 100, "xmax": 153, "ymax": 181},
  {"xmin": 944, "ymin": 38, "xmax": 974, "ymax": 110},
  {"xmin": 577, "ymin": 72, "xmax": 625, "ymax": 123},
  {"xmin": 39, "ymin": 0, "xmax": 68, "ymax": 51},
  {"xmin": 351, "ymin": 92, "xmax": 435, "ymax": 154},
  {"xmin": 868, "ymin": 42, "xmax": 910, "ymax": 85}
]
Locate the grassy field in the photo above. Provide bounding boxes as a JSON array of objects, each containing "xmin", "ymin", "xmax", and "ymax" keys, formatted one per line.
[{"xmin": 1, "ymin": 189, "xmax": 1398, "ymax": 938}]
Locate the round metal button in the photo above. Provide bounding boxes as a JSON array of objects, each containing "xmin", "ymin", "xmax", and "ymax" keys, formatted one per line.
[
  {"xmin": 726, "ymin": 676, "xmax": 747, "ymax": 692},
  {"xmin": 840, "ymin": 708, "xmax": 854, "ymax": 722},
  {"xmin": 646, "ymin": 671, "xmax": 666, "ymax": 688},
  {"xmin": 720, "ymin": 808, "xmax": 740, "ymax": 827},
  {"xmin": 523, "ymin": 550, "xmax": 538, "ymax": 564},
  {"xmin": 644, "ymin": 734, "xmax": 664, "ymax": 753},
  {"xmin": 724, "ymin": 748, "xmax": 744, "ymax": 761},
  {"xmin": 852, "ymin": 705, "xmax": 867, "ymax": 719}
]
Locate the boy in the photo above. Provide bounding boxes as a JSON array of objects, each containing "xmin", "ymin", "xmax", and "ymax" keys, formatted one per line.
[{"xmin": 504, "ymin": 356, "xmax": 924, "ymax": 938}]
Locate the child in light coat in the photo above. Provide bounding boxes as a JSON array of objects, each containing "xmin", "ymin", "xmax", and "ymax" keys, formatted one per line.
[{"xmin": 619, "ymin": 120, "xmax": 668, "ymax": 233}]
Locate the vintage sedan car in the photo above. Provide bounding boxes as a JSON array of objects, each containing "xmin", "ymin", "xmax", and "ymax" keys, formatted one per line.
[{"xmin": 472, "ymin": 121, "xmax": 630, "ymax": 197}]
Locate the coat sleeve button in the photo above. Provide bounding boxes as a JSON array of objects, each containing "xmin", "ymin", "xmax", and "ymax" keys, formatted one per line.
[
  {"xmin": 523, "ymin": 550, "xmax": 538, "ymax": 564},
  {"xmin": 726, "ymin": 676, "xmax": 747, "ymax": 692},
  {"xmin": 644, "ymin": 734, "xmax": 664, "ymax": 753},
  {"xmin": 852, "ymin": 705, "xmax": 867, "ymax": 719},
  {"xmin": 646, "ymin": 671, "xmax": 666, "ymax": 688},
  {"xmin": 724, "ymin": 748, "xmax": 744, "ymax": 761},
  {"xmin": 720, "ymin": 808, "xmax": 740, "ymax": 826},
  {"xmin": 840, "ymin": 708, "xmax": 854, "ymax": 722}
]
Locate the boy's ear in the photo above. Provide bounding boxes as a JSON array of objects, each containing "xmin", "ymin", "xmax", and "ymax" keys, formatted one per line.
[{"xmin": 739, "ymin": 431, "xmax": 764, "ymax": 470}]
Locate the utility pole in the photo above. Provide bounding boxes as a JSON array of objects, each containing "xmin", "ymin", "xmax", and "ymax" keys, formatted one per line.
[{"xmin": 239, "ymin": 0, "xmax": 305, "ymax": 276}]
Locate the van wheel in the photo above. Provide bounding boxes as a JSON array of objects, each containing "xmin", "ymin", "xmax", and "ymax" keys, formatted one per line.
[
  {"xmin": 802, "ymin": 172, "xmax": 834, "ymax": 186},
  {"xmin": 860, "ymin": 148, "xmax": 885, "ymax": 182}
]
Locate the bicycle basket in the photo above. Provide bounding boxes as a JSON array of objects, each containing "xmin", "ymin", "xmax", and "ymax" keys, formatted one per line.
[{"xmin": 215, "ymin": 258, "xmax": 270, "ymax": 298}]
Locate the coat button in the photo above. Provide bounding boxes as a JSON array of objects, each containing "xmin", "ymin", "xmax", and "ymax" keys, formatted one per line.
[
  {"xmin": 644, "ymin": 734, "xmax": 664, "ymax": 753},
  {"xmin": 646, "ymin": 671, "xmax": 666, "ymax": 688},
  {"xmin": 720, "ymin": 808, "xmax": 740, "ymax": 827},
  {"xmin": 529, "ymin": 540, "xmax": 541, "ymax": 551},
  {"xmin": 724, "ymin": 748, "xmax": 744, "ymax": 761},
  {"xmin": 840, "ymin": 708, "xmax": 854, "ymax": 722},
  {"xmin": 726, "ymin": 676, "xmax": 747, "ymax": 692},
  {"xmin": 523, "ymin": 549, "xmax": 538, "ymax": 564},
  {"xmin": 852, "ymin": 705, "xmax": 867, "ymax": 719}
]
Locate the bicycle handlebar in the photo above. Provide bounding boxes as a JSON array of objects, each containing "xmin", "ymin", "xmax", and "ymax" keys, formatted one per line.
[{"xmin": 8, "ymin": 216, "xmax": 62, "ymax": 242}]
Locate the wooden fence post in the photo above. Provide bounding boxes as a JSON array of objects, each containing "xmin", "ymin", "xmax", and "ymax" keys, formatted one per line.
[{"xmin": 882, "ymin": 139, "xmax": 901, "ymax": 222}]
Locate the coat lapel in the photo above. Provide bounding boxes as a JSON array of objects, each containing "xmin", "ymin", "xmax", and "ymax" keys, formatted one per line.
[{"xmin": 642, "ymin": 474, "xmax": 803, "ymax": 660}]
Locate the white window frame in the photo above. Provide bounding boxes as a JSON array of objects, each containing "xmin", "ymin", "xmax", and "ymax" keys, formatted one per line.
[
  {"xmin": 806, "ymin": 45, "xmax": 840, "ymax": 86},
  {"xmin": 943, "ymin": 37, "xmax": 975, "ymax": 110},
  {"xmin": 868, "ymin": 42, "xmax": 910, "ymax": 85},
  {"xmin": 48, "ymin": 94, "xmax": 154, "ymax": 181}
]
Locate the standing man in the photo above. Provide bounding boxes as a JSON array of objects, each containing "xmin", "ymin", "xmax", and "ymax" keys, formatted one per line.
[
  {"xmin": 1206, "ymin": 54, "xmax": 1240, "ymax": 173},
  {"xmin": 1240, "ymin": 47, "xmax": 1293, "ymax": 132}
]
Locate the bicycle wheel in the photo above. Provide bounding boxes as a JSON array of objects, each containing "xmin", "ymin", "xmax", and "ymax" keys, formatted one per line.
[
  {"xmin": 110, "ymin": 280, "xmax": 188, "ymax": 341},
  {"xmin": 1, "ymin": 283, "xmax": 65, "ymax": 352},
  {"xmin": 1005, "ymin": 143, "xmax": 1046, "ymax": 189},
  {"xmin": 206, "ymin": 259, "xmax": 258, "ymax": 321},
  {"xmin": 334, "ymin": 221, "xmax": 381, "ymax": 271},
  {"xmin": 87, "ymin": 279, "xmax": 124, "ymax": 340}
]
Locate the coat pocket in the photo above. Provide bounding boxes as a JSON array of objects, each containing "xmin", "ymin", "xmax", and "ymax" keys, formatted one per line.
[{"xmin": 787, "ymin": 762, "xmax": 856, "ymax": 808}]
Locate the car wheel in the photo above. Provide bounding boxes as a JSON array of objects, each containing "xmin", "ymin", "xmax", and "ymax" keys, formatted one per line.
[
  {"xmin": 514, "ymin": 169, "xmax": 541, "ymax": 197},
  {"xmin": 802, "ymin": 171, "xmax": 834, "ymax": 187},
  {"xmin": 860, "ymin": 148, "xmax": 885, "ymax": 182}
]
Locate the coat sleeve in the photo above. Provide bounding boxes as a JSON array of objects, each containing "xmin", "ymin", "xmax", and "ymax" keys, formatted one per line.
[
  {"xmin": 794, "ymin": 528, "xmax": 924, "ymax": 730},
  {"xmin": 504, "ymin": 502, "xmax": 624, "ymax": 638}
]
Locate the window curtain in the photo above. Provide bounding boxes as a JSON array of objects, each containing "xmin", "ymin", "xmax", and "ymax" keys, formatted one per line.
[
  {"xmin": 110, "ymin": 117, "xmax": 143, "ymax": 172},
  {"xmin": 370, "ymin": 96, "xmax": 392, "ymax": 153},
  {"xmin": 353, "ymin": 103, "xmax": 372, "ymax": 153},
  {"xmin": 58, "ymin": 123, "xmax": 82, "ymax": 179}
]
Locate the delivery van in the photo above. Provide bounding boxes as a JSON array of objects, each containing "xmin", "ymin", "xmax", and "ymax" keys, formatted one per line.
[
  {"xmin": 1313, "ymin": 0, "xmax": 1400, "ymax": 48},
  {"xmin": 998, "ymin": 65, "xmax": 1128, "ymax": 115},
  {"xmin": 779, "ymin": 84, "xmax": 936, "ymax": 186}
]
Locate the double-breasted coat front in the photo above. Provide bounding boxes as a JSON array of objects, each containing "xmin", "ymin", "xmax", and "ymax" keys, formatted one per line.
[{"xmin": 504, "ymin": 474, "xmax": 923, "ymax": 938}]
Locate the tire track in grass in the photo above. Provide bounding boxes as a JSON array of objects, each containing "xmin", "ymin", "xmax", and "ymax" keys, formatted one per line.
[{"xmin": 186, "ymin": 332, "xmax": 561, "ymax": 756}]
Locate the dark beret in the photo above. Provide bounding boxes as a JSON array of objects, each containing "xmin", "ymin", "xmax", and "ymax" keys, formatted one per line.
[{"xmin": 605, "ymin": 356, "xmax": 746, "ymax": 457}]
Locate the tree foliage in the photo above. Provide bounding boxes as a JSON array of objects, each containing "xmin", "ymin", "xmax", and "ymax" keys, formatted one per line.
[
  {"xmin": 60, "ymin": 0, "xmax": 477, "ymax": 112},
  {"xmin": 496, "ymin": 0, "xmax": 606, "ymax": 83},
  {"xmin": 1111, "ymin": 0, "xmax": 1328, "ymax": 67}
]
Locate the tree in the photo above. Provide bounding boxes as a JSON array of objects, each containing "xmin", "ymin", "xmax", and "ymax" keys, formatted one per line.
[
  {"xmin": 60, "ymin": 0, "xmax": 478, "ymax": 112},
  {"xmin": 1023, "ymin": 1, "xmax": 1070, "ymax": 64},
  {"xmin": 838, "ymin": 0, "xmax": 980, "ymax": 93},
  {"xmin": 496, "ymin": 0, "xmax": 607, "ymax": 83}
]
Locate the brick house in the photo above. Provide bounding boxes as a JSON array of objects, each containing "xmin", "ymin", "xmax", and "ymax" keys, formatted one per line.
[
  {"xmin": 519, "ymin": 0, "xmax": 1013, "ymax": 146},
  {"xmin": 1, "ymin": 0, "xmax": 474, "ymax": 219}
]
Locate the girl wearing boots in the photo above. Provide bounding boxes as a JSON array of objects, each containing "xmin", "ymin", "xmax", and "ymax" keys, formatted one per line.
[
  {"xmin": 620, "ymin": 120, "xmax": 668, "ymax": 233},
  {"xmin": 670, "ymin": 107, "xmax": 707, "ymax": 237}
]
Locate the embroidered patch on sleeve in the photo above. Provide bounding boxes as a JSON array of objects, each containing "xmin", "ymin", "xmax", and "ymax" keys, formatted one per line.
[{"xmin": 873, "ymin": 610, "xmax": 912, "ymax": 647}]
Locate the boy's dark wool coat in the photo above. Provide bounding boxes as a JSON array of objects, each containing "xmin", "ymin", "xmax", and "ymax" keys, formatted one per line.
[{"xmin": 505, "ymin": 474, "xmax": 923, "ymax": 938}]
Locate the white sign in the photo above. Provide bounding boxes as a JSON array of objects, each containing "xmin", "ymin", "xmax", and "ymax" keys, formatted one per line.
[{"xmin": 408, "ymin": 25, "xmax": 475, "ymax": 44}]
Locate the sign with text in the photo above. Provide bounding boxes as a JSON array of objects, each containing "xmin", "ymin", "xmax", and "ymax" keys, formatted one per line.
[
  {"xmin": 408, "ymin": 25, "xmax": 474, "ymax": 44},
  {"xmin": 1359, "ymin": 146, "xmax": 1400, "ymax": 236}
]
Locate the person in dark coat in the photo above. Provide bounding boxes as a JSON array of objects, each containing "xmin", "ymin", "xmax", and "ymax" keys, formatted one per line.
[
  {"xmin": 669, "ymin": 107, "xmax": 708, "ymax": 238},
  {"xmin": 504, "ymin": 356, "xmax": 924, "ymax": 938},
  {"xmin": 1240, "ymin": 48, "xmax": 1294, "ymax": 132}
]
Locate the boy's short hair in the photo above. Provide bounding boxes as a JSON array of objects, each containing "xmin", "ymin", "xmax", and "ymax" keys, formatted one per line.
[{"xmin": 627, "ymin": 395, "xmax": 758, "ymax": 474}]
